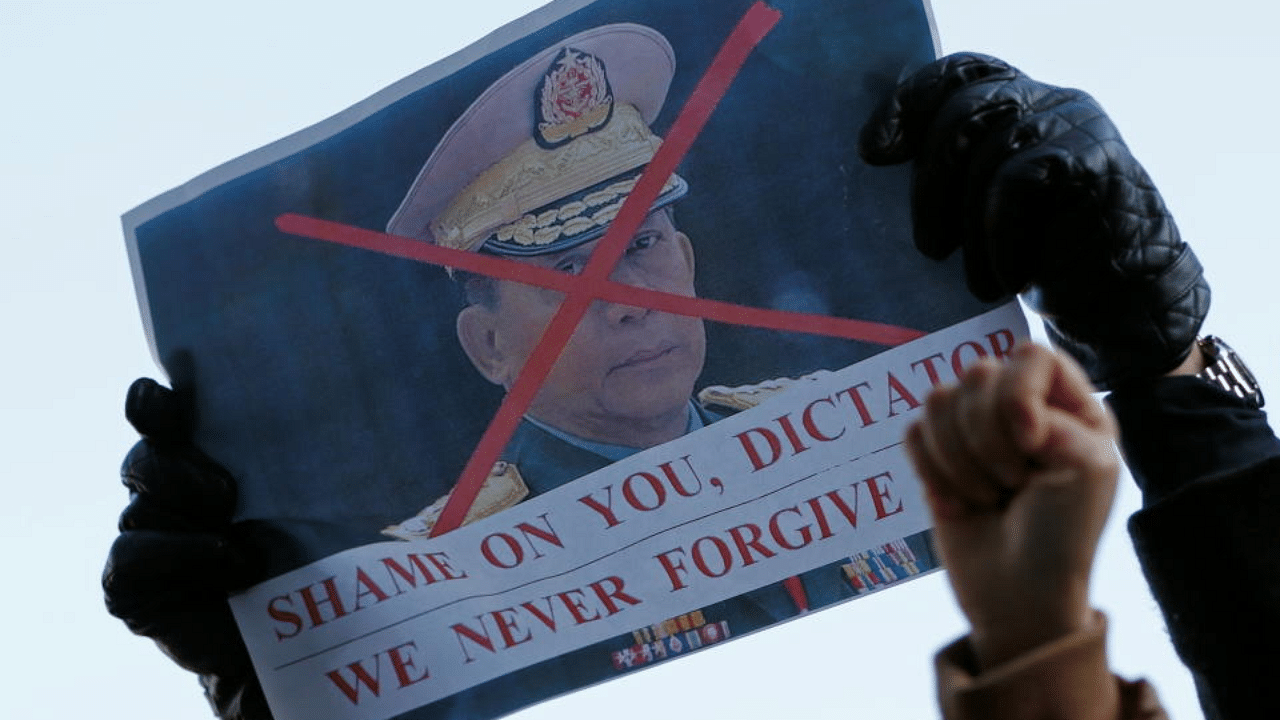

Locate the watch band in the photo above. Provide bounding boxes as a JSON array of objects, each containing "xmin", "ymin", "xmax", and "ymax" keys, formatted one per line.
[{"xmin": 1195, "ymin": 335, "xmax": 1265, "ymax": 408}]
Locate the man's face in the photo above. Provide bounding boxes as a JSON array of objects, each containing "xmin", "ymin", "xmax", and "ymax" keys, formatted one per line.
[{"xmin": 457, "ymin": 209, "xmax": 706, "ymax": 448}]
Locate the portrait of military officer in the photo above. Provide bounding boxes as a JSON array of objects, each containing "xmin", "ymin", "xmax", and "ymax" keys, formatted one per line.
[
  {"xmin": 114, "ymin": 2, "xmax": 971, "ymax": 717},
  {"xmin": 383, "ymin": 24, "xmax": 711, "ymax": 531},
  {"xmin": 354, "ymin": 24, "xmax": 936, "ymax": 718}
]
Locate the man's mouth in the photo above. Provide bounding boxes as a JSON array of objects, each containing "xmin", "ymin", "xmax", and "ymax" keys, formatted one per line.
[{"xmin": 613, "ymin": 345, "xmax": 678, "ymax": 372}]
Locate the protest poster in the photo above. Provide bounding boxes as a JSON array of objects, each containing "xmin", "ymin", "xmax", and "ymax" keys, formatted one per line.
[
  {"xmin": 122, "ymin": 0, "xmax": 1026, "ymax": 718},
  {"xmin": 230, "ymin": 305, "xmax": 1025, "ymax": 720}
]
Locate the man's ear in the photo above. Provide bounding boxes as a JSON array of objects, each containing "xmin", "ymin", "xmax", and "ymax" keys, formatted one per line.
[
  {"xmin": 675, "ymin": 231, "xmax": 695, "ymax": 275},
  {"xmin": 457, "ymin": 306, "xmax": 509, "ymax": 388}
]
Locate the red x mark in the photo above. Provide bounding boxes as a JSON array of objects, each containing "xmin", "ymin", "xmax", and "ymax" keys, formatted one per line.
[{"xmin": 276, "ymin": 2, "xmax": 924, "ymax": 539}]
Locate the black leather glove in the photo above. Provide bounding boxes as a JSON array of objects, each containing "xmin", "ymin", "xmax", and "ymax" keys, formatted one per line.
[
  {"xmin": 103, "ymin": 378, "xmax": 272, "ymax": 720},
  {"xmin": 859, "ymin": 52, "xmax": 1209, "ymax": 389}
]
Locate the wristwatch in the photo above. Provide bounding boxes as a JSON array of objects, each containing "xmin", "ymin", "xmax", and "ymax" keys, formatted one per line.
[{"xmin": 1195, "ymin": 335, "xmax": 1265, "ymax": 408}]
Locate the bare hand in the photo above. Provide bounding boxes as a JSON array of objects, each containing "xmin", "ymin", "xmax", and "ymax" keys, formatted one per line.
[{"xmin": 905, "ymin": 343, "xmax": 1119, "ymax": 669}]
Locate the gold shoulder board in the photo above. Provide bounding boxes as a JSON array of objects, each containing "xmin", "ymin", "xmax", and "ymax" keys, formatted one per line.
[
  {"xmin": 697, "ymin": 369, "xmax": 835, "ymax": 412},
  {"xmin": 381, "ymin": 461, "xmax": 530, "ymax": 541}
]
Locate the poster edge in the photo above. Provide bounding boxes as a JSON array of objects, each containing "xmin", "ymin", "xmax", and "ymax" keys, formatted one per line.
[
  {"xmin": 119, "ymin": 0, "xmax": 597, "ymax": 234},
  {"xmin": 921, "ymin": 0, "xmax": 941, "ymax": 56},
  {"xmin": 118, "ymin": 0, "xmax": 599, "ymax": 364}
]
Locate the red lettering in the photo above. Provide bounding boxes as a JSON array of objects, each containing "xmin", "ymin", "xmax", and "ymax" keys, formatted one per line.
[
  {"xmin": 659, "ymin": 456, "xmax": 705, "ymax": 497},
  {"xmin": 654, "ymin": 548, "xmax": 691, "ymax": 591},
  {"xmin": 268, "ymin": 595, "xmax": 303, "ymax": 641},
  {"xmin": 622, "ymin": 471, "xmax": 667, "ymax": 511},
  {"xmin": 480, "ymin": 532, "xmax": 524, "ymax": 569},
  {"xmin": 520, "ymin": 597, "xmax": 558, "ymax": 631},
  {"xmin": 298, "ymin": 576, "xmax": 347, "ymax": 628},
  {"xmin": 836, "ymin": 381, "xmax": 876, "ymax": 427},
  {"xmin": 589, "ymin": 576, "xmax": 642, "ymax": 615},
  {"xmin": 280, "ymin": 552, "xmax": 471, "ymax": 639},
  {"xmin": 379, "ymin": 551, "xmax": 468, "ymax": 596},
  {"xmin": 325, "ymin": 656, "xmax": 381, "ymax": 704},
  {"xmin": 769, "ymin": 506, "xmax": 814, "ymax": 550},
  {"xmin": 450, "ymin": 620, "xmax": 494, "ymax": 663},
  {"xmin": 821, "ymin": 485, "xmax": 861, "ymax": 529},
  {"xmin": 866, "ymin": 471, "xmax": 904, "ymax": 520},
  {"xmin": 775, "ymin": 413, "xmax": 809, "ymax": 455},
  {"xmin": 453, "ymin": 576, "xmax": 642, "ymax": 662},
  {"xmin": 911, "ymin": 352, "xmax": 948, "ymax": 387},
  {"xmin": 651, "ymin": 475, "xmax": 910, "ymax": 593},
  {"xmin": 987, "ymin": 328, "xmax": 1016, "ymax": 360},
  {"xmin": 691, "ymin": 536, "xmax": 733, "ymax": 577},
  {"xmin": 557, "ymin": 589, "xmax": 602, "ymax": 624},
  {"xmin": 514, "ymin": 514, "xmax": 563, "ymax": 559},
  {"xmin": 802, "ymin": 396, "xmax": 844, "ymax": 442},
  {"xmin": 803, "ymin": 495, "xmax": 836, "ymax": 540},
  {"xmin": 352, "ymin": 568, "xmax": 391, "ymax": 611},
  {"xmin": 386, "ymin": 641, "xmax": 430, "ymax": 688},
  {"xmin": 727, "ymin": 522, "xmax": 775, "ymax": 565},
  {"xmin": 886, "ymin": 371, "xmax": 921, "ymax": 417},
  {"xmin": 735, "ymin": 427, "xmax": 782, "ymax": 471},
  {"xmin": 577, "ymin": 486, "xmax": 623, "ymax": 528},
  {"xmin": 380, "ymin": 556, "xmax": 436, "ymax": 593},
  {"xmin": 426, "ymin": 551, "xmax": 468, "ymax": 580},
  {"xmin": 491, "ymin": 608, "xmax": 532, "ymax": 648}
]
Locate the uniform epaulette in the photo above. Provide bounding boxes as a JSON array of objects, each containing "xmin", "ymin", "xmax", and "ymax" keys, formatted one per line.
[
  {"xmin": 697, "ymin": 370, "xmax": 835, "ymax": 412},
  {"xmin": 381, "ymin": 461, "xmax": 530, "ymax": 540}
]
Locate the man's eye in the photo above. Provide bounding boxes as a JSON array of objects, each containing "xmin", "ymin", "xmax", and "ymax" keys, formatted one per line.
[{"xmin": 628, "ymin": 233, "xmax": 658, "ymax": 253}]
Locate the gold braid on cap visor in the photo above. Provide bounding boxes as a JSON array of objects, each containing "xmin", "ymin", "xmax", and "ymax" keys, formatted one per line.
[{"xmin": 430, "ymin": 104, "xmax": 688, "ymax": 256}]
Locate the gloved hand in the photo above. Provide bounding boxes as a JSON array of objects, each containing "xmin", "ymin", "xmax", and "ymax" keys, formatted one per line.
[
  {"xmin": 103, "ymin": 378, "xmax": 272, "ymax": 720},
  {"xmin": 860, "ymin": 52, "xmax": 1210, "ymax": 389}
]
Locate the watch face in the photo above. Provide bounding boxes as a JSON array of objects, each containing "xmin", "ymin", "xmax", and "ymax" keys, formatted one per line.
[{"xmin": 1200, "ymin": 335, "xmax": 1265, "ymax": 408}]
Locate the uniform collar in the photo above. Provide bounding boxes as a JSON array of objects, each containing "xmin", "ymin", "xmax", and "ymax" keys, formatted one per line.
[{"xmin": 522, "ymin": 401, "xmax": 704, "ymax": 462}]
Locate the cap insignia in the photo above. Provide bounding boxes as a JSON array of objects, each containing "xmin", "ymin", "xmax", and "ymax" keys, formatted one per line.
[{"xmin": 535, "ymin": 47, "xmax": 614, "ymax": 149}]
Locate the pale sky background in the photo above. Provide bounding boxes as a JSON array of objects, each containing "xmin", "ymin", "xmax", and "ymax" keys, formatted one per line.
[{"xmin": 3, "ymin": 1, "xmax": 1278, "ymax": 718}]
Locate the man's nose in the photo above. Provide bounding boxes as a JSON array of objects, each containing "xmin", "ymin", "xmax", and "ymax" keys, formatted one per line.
[{"xmin": 603, "ymin": 265, "xmax": 653, "ymax": 325}]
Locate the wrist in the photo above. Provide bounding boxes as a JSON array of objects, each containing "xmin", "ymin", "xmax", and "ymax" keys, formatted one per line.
[
  {"xmin": 1164, "ymin": 342, "xmax": 1206, "ymax": 377},
  {"xmin": 967, "ymin": 587, "xmax": 1093, "ymax": 670},
  {"xmin": 1190, "ymin": 335, "xmax": 1265, "ymax": 408},
  {"xmin": 1108, "ymin": 372, "xmax": 1280, "ymax": 504},
  {"xmin": 938, "ymin": 610, "xmax": 1119, "ymax": 720}
]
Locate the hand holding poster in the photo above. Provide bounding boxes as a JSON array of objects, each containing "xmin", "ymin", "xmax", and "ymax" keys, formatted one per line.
[{"xmin": 122, "ymin": 0, "xmax": 1025, "ymax": 718}]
